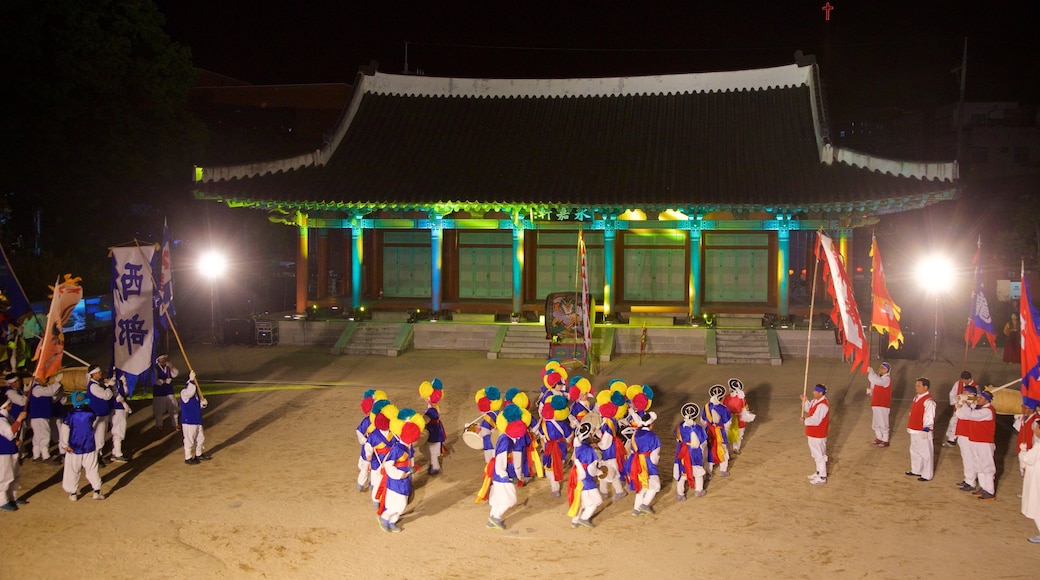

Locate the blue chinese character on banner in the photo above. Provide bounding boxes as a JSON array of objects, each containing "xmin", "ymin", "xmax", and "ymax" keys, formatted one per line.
[
  {"xmin": 120, "ymin": 262, "xmax": 144, "ymax": 300},
  {"xmin": 117, "ymin": 314, "xmax": 148, "ymax": 355},
  {"xmin": 555, "ymin": 207, "xmax": 571, "ymax": 221},
  {"xmin": 574, "ymin": 208, "xmax": 591, "ymax": 221}
]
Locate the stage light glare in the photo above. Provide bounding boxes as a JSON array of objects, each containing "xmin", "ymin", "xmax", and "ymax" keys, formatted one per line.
[
  {"xmin": 916, "ymin": 255, "xmax": 955, "ymax": 291},
  {"xmin": 198, "ymin": 251, "xmax": 227, "ymax": 279}
]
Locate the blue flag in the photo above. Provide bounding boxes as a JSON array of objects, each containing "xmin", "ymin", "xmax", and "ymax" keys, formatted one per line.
[
  {"xmin": 157, "ymin": 219, "xmax": 176, "ymax": 329},
  {"xmin": 964, "ymin": 236, "xmax": 997, "ymax": 351},
  {"xmin": 0, "ymin": 244, "xmax": 34, "ymax": 324}
]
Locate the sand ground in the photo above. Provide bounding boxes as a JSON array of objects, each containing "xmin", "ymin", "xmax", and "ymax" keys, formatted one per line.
[{"xmin": 2, "ymin": 339, "xmax": 1036, "ymax": 579}]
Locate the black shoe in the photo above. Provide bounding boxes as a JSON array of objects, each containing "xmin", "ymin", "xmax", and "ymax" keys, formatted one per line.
[
  {"xmin": 197, "ymin": 454, "xmax": 212, "ymax": 461},
  {"xmin": 917, "ymin": 477, "xmax": 930, "ymax": 482},
  {"xmin": 185, "ymin": 458, "xmax": 201, "ymax": 465},
  {"xmin": 904, "ymin": 471, "xmax": 918, "ymax": 477}
]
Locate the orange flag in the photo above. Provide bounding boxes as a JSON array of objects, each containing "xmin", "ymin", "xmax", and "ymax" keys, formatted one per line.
[
  {"xmin": 33, "ymin": 274, "xmax": 84, "ymax": 383},
  {"xmin": 869, "ymin": 234, "xmax": 903, "ymax": 349}
]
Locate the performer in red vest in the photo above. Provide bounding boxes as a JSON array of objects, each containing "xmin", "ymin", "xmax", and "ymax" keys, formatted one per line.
[
  {"xmin": 905, "ymin": 377, "xmax": 936, "ymax": 481},
  {"xmin": 956, "ymin": 389, "xmax": 997, "ymax": 500},
  {"xmin": 867, "ymin": 363, "xmax": 892, "ymax": 447},
  {"xmin": 801, "ymin": 384, "xmax": 830, "ymax": 485},
  {"xmin": 944, "ymin": 371, "xmax": 978, "ymax": 447}
]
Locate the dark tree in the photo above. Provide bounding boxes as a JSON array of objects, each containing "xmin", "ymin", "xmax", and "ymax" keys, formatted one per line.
[{"xmin": 0, "ymin": 0, "xmax": 205, "ymax": 296}]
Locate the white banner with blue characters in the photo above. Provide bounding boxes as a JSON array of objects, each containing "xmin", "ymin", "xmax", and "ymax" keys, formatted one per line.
[{"xmin": 111, "ymin": 246, "xmax": 157, "ymax": 397}]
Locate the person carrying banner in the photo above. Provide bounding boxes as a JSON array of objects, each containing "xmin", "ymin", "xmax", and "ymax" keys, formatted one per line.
[
  {"xmin": 85, "ymin": 366, "xmax": 113, "ymax": 467},
  {"xmin": 109, "ymin": 375, "xmax": 132, "ymax": 463},
  {"xmin": 905, "ymin": 377, "xmax": 936, "ymax": 481},
  {"xmin": 801, "ymin": 384, "xmax": 830, "ymax": 485},
  {"xmin": 153, "ymin": 354, "xmax": 180, "ymax": 434},
  {"xmin": 3, "ymin": 373, "xmax": 27, "ymax": 460},
  {"xmin": 956, "ymin": 389, "xmax": 998, "ymax": 501},
  {"xmin": 944, "ymin": 371, "xmax": 978, "ymax": 447},
  {"xmin": 62, "ymin": 391, "xmax": 104, "ymax": 501},
  {"xmin": 1, "ymin": 387, "xmax": 29, "ymax": 510},
  {"xmin": 867, "ymin": 362, "xmax": 893, "ymax": 447},
  {"xmin": 28, "ymin": 375, "xmax": 63, "ymax": 464},
  {"xmin": 180, "ymin": 371, "xmax": 210, "ymax": 465},
  {"xmin": 1018, "ymin": 418, "xmax": 1040, "ymax": 543}
]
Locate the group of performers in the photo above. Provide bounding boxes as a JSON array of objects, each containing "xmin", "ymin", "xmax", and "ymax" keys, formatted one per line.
[
  {"xmin": 350, "ymin": 361, "xmax": 756, "ymax": 532},
  {"xmin": 0, "ymin": 356, "xmax": 208, "ymax": 511},
  {"xmin": 465, "ymin": 361, "xmax": 756, "ymax": 529},
  {"xmin": 355, "ymin": 379, "xmax": 445, "ymax": 532}
]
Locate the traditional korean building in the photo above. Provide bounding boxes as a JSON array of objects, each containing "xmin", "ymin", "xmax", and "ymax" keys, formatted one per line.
[{"xmin": 192, "ymin": 56, "xmax": 958, "ymax": 325}]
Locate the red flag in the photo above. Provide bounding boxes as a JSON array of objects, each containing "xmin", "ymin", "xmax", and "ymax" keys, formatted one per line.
[
  {"xmin": 32, "ymin": 275, "xmax": 84, "ymax": 383},
  {"xmin": 869, "ymin": 234, "xmax": 903, "ymax": 349},
  {"xmin": 1020, "ymin": 264, "xmax": 1040, "ymax": 408},
  {"xmin": 817, "ymin": 232, "xmax": 868, "ymax": 374}
]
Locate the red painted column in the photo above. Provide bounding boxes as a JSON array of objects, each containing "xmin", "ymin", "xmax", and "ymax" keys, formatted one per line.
[
  {"xmin": 296, "ymin": 216, "xmax": 309, "ymax": 314},
  {"xmin": 316, "ymin": 229, "xmax": 329, "ymax": 300}
]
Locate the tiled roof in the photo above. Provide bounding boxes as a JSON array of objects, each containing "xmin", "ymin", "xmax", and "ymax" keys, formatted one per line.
[{"xmin": 194, "ymin": 62, "xmax": 958, "ymax": 214}]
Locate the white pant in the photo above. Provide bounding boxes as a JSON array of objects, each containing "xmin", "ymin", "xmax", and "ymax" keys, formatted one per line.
[
  {"xmin": 572, "ymin": 488, "xmax": 603, "ymax": 522},
  {"xmin": 968, "ymin": 440, "xmax": 996, "ymax": 493},
  {"xmin": 62, "ymin": 452, "xmax": 101, "ymax": 494},
  {"xmin": 93, "ymin": 415, "xmax": 110, "ymax": 457},
  {"xmin": 598, "ymin": 459, "xmax": 625, "ymax": 494},
  {"xmin": 872, "ymin": 407, "xmax": 891, "ymax": 442},
  {"xmin": 381, "ymin": 488, "xmax": 408, "ymax": 524},
  {"xmin": 958, "ymin": 435, "xmax": 973, "ymax": 484},
  {"xmin": 634, "ymin": 474, "xmax": 660, "ymax": 509},
  {"xmin": 673, "ymin": 463, "xmax": 706, "ymax": 495},
  {"xmin": 30, "ymin": 417, "xmax": 53, "ymax": 460},
  {"xmin": 488, "ymin": 480, "xmax": 517, "ymax": 520},
  {"xmin": 369, "ymin": 468, "xmax": 385, "ymax": 504},
  {"xmin": 357, "ymin": 456, "xmax": 370, "ymax": 487},
  {"xmin": 427, "ymin": 442, "xmax": 442, "ymax": 471},
  {"xmin": 57, "ymin": 421, "xmax": 69, "ymax": 455},
  {"xmin": 908, "ymin": 430, "xmax": 934, "ymax": 480},
  {"xmin": 153, "ymin": 395, "xmax": 179, "ymax": 428},
  {"xmin": 0, "ymin": 453, "xmax": 19, "ymax": 503},
  {"xmin": 111, "ymin": 410, "xmax": 128, "ymax": 457},
  {"xmin": 807, "ymin": 436, "xmax": 828, "ymax": 478},
  {"xmin": 945, "ymin": 412, "xmax": 958, "ymax": 442},
  {"xmin": 182, "ymin": 424, "xmax": 205, "ymax": 460}
]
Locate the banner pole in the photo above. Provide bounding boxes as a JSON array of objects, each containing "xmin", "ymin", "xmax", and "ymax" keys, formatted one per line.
[{"xmin": 802, "ymin": 231, "xmax": 821, "ymax": 419}]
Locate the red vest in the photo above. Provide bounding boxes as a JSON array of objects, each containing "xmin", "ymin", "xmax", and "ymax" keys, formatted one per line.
[
  {"xmin": 907, "ymin": 393, "xmax": 933, "ymax": 431},
  {"xmin": 870, "ymin": 378, "xmax": 892, "ymax": 408},
  {"xmin": 968, "ymin": 405, "xmax": 996, "ymax": 443},
  {"xmin": 1019, "ymin": 413, "xmax": 1040, "ymax": 452},
  {"xmin": 955, "ymin": 407, "xmax": 972, "ymax": 437},
  {"xmin": 805, "ymin": 398, "xmax": 829, "ymax": 438}
]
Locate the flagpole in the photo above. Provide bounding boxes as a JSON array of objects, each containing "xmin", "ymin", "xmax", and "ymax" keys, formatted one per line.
[
  {"xmin": 0, "ymin": 243, "xmax": 49, "ymax": 341},
  {"xmin": 133, "ymin": 240, "xmax": 197, "ymax": 391},
  {"xmin": 962, "ymin": 235, "xmax": 980, "ymax": 371},
  {"xmin": 802, "ymin": 231, "xmax": 822, "ymax": 419}
]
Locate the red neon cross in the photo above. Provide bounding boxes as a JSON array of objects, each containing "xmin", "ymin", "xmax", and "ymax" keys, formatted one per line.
[{"xmin": 822, "ymin": 2, "xmax": 834, "ymax": 21}]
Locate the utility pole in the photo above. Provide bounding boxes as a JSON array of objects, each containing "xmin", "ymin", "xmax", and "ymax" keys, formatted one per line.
[{"xmin": 955, "ymin": 37, "xmax": 968, "ymax": 166}]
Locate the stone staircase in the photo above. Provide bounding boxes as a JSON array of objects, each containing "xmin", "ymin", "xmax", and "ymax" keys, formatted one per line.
[
  {"xmin": 496, "ymin": 324, "xmax": 550, "ymax": 359},
  {"xmin": 341, "ymin": 323, "xmax": 404, "ymax": 356},
  {"xmin": 713, "ymin": 329, "xmax": 779, "ymax": 365}
]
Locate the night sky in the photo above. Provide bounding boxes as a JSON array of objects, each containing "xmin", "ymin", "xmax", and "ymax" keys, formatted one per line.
[{"xmin": 155, "ymin": 0, "xmax": 1039, "ymax": 118}]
